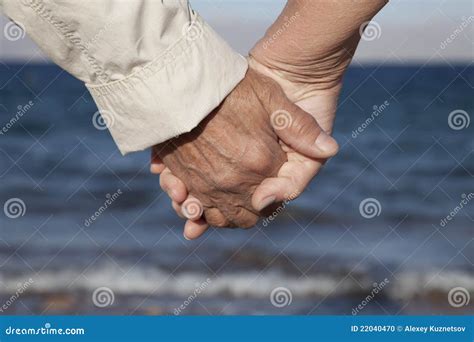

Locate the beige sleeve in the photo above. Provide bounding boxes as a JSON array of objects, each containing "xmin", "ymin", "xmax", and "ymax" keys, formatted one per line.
[{"xmin": 1, "ymin": 0, "xmax": 248, "ymax": 154}]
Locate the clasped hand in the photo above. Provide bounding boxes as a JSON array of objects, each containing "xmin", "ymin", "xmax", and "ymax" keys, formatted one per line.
[{"xmin": 150, "ymin": 67, "xmax": 339, "ymax": 238}]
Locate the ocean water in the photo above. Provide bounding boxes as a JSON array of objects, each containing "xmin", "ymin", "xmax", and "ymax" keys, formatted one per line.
[{"xmin": 0, "ymin": 64, "xmax": 473, "ymax": 315}]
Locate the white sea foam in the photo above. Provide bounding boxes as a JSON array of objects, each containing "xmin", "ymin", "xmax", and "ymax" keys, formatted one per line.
[
  {"xmin": 0, "ymin": 265, "xmax": 472, "ymax": 300},
  {"xmin": 387, "ymin": 270, "xmax": 474, "ymax": 300}
]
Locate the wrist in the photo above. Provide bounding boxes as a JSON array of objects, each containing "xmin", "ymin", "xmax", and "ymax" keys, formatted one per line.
[
  {"xmin": 247, "ymin": 54, "xmax": 344, "ymax": 102},
  {"xmin": 249, "ymin": 35, "xmax": 355, "ymax": 98},
  {"xmin": 248, "ymin": 56, "xmax": 341, "ymax": 135}
]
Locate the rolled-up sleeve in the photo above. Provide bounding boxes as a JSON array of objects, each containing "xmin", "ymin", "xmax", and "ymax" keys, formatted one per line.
[{"xmin": 1, "ymin": 0, "xmax": 248, "ymax": 154}]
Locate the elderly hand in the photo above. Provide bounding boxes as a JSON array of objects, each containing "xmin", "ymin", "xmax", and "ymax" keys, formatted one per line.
[
  {"xmin": 160, "ymin": 0, "xmax": 387, "ymax": 239},
  {"xmin": 152, "ymin": 68, "xmax": 338, "ymax": 232}
]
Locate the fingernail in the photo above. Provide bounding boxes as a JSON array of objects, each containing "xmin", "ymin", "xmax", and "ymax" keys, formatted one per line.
[
  {"xmin": 314, "ymin": 132, "xmax": 338, "ymax": 155},
  {"xmin": 183, "ymin": 232, "xmax": 191, "ymax": 241},
  {"xmin": 257, "ymin": 196, "xmax": 276, "ymax": 211}
]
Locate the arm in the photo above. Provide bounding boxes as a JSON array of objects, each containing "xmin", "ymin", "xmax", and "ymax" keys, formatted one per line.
[
  {"xmin": 250, "ymin": 0, "xmax": 388, "ymax": 95},
  {"xmin": 1, "ymin": 0, "xmax": 247, "ymax": 154},
  {"xmin": 2, "ymin": 0, "xmax": 337, "ymax": 230},
  {"xmin": 155, "ymin": 0, "xmax": 388, "ymax": 238}
]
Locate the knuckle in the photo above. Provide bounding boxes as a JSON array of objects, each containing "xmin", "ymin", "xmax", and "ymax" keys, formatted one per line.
[
  {"xmin": 247, "ymin": 152, "xmax": 274, "ymax": 175},
  {"xmin": 228, "ymin": 208, "xmax": 259, "ymax": 229},
  {"xmin": 209, "ymin": 218, "xmax": 229, "ymax": 228},
  {"xmin": 242, "ymin": 144, "xmax": 283, "ymax": 177},
  {"xmin": 204, "ymin": 208, "xmax": 228, "ymax": 228}
]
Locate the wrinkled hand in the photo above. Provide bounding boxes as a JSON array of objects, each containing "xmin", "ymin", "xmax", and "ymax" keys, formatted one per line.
[
  {"xmin": 152, "ymin": 68, "xmax": 338, "ymax": 231},
  {"xmin": 248, "ymin": 56, "xmax": 342, "ymax": 207}
]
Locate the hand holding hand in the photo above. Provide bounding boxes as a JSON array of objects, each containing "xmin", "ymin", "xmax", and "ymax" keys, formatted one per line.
[{"xmin": 152, "ymin": 69, "xmax": 338, "ymax": 232}]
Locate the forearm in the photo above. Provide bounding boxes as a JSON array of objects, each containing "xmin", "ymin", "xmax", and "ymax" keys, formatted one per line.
[
  {"xmin": 1, "ymin": 0, "xmax": 247, "ymax": 154},
  {"xmin": 250, "ymin": 0, "xmax": 387, "ymax": 88}
]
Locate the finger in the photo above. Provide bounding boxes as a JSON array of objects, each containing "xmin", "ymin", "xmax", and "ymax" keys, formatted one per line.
[
  {"xmin": 269, "ymin": 103, "xmax": 339, "ymax": 159},
  {"xmin": 159, "ymin": 169, "xmax": 188, "ymax": 203},
  {"xmin": 226, "ymin": 207, "xmax": 259, "ymax": 229},
  {"xmin": 183, "ymin": 218, "xmax": 210, "ymax": 240},
  {"xmin": 252, "ymin": 156, "xmax": 324, "ymax": 211},
  {"xmin": 182, "ymin": 196, "xmax": 204, "ymax": 220},
  {"xmin": 150, "ymin": 147, "xmax": 166, "ymax": 174},
  {"xmin": 204, "ymin": 207, "xmax": 229, "ymax": 228},
  {"xmin": 171, "ymin": 201, "xmax": 185, "ymax": 219}
]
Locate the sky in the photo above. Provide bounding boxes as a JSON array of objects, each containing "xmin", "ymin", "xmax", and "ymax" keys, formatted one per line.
[{"xmin": 0, "ymin": 0, "xmax": 472, "ymax": 64}]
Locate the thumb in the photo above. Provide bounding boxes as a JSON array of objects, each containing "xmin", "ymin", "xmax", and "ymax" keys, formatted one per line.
[{"xmin": 269, "ymin": 104, "xmax": 339, "ymax": 159}]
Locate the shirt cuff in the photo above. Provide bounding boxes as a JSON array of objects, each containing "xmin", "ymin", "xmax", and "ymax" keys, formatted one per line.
[{"xmin": 86, "ymin": 14, "xmax": 248, "ymax": 155}]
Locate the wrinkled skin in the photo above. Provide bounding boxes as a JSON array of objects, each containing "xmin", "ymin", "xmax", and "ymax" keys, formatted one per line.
[{"xmin": 155, "ymin": 69, "xmax": 289, "ymax": 228}]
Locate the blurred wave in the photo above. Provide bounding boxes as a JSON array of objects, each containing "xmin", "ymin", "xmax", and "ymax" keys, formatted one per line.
[{"xmin": 0, "ymin": 64, "xmax": 472, "ymax": 314}]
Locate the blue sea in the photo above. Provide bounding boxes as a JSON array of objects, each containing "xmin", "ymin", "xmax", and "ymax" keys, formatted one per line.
[{"xmin": 0, "ymin": 64, "xmax": 473, "ymax": 315}]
